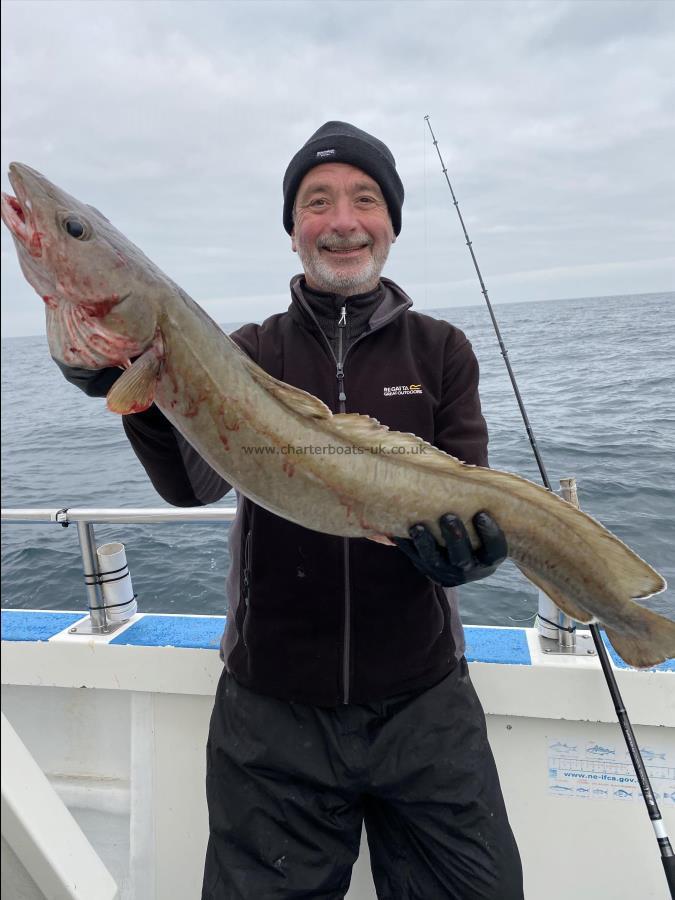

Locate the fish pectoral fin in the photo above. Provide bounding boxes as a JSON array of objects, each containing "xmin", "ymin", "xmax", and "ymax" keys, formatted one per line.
[
  {"xmin": 605, "ymin": 608, "xmax": 675, "ymax": 669},
  {"xmin": 516, "ymin": 563, "xmax": 594, "ymax": 624},
  {"xmin": 106, "ymin": 348, "xmax": 161, "ymax": 414}
]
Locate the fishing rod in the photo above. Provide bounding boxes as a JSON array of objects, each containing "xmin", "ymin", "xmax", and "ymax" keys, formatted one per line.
[{"xmin": 424, "ymin": 114, "xmax": 675, "ymax": 898}]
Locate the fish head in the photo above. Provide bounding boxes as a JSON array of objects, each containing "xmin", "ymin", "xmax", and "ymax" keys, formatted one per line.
[{"xmin": 1, "ymin": 163, "xmax": 161, "ymax": 369}]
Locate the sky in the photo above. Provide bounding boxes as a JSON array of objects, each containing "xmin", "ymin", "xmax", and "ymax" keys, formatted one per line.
[{"xmin": 1, "ymin": 0, "xmax": 674, "ymax": 337}]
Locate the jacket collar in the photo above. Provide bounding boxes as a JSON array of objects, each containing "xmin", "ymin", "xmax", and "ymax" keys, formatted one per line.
[{"xmin": 288, "ymin": 273, "xmax": 413, "ymax": 335}]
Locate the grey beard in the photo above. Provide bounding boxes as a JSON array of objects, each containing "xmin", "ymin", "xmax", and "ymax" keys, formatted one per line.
[{"xmin": 296, "ymin": 238, "xmax": 390, "ymax": 295}]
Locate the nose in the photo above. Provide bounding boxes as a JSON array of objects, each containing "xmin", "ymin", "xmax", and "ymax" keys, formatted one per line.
[{"xmin": 327, "ymin": 195, "xmax": 359, "ymax": 234}]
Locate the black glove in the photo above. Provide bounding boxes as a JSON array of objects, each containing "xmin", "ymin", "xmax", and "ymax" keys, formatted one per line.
[
  {"xmin": 53, "ymin": 358, "xmax": 172, "ymax": 431},
  {"xmin": 52, "ymin": 358, "xmax": 123, "ymax": 398},
  {"xmin": 393, "ymin": 512, "xmax": 507, "ymax": 587}
]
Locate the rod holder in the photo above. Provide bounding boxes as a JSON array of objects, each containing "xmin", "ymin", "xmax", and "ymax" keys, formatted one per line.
[
  {"xmin": 557, "ymin": 478, "xmax": 579, "ymax": 649},
  {"xmin": 537, "ymin": 477, "xmax": 580, "ymax": 651},
  {"xmin": 72, "ymin": 523, "xmax": 133, "ymax": 636},
  {"xmin": 95, "ymin": 542, "xmax": 137, "ymax": 622},
  {"xmin": 76, "ymin": 521, "xmax": 108, "ymax": 630}
]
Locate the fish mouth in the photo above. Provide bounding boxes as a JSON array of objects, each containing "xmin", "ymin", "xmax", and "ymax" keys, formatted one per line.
[
  {"xmin": 1, "ymin": 165, "xmax": 41, "ymax": 255},
  {"xmin": 0, "ymin": 191, "xmax": 29, "ymax": 242}
]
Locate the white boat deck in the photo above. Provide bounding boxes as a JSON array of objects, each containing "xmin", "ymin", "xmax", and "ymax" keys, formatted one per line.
[{"xmin": 2, "ymin": 609, "xmax": 674, "ymax": 899}]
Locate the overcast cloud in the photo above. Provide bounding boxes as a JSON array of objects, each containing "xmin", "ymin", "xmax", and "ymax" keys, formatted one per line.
[{"xmin": 1, "ymin": 0, "xmax": 674, "ymax": 337}]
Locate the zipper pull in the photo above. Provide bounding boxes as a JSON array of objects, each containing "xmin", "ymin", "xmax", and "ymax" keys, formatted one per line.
[
  {"xmin": 336, "ymin": 363, "xmax": 347, "ymax": 403},
  {"xmin": 338, "ymin": 305, "xmax": 347, "ymax": 327}
]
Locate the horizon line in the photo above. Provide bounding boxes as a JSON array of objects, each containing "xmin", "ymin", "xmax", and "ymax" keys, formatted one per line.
[{"xmin": 2, "ymin": 288, "xmax": 673, "ymax": 340}]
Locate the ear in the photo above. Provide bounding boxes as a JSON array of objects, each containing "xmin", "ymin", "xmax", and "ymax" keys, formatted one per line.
[{"xmin": 291, "ymin": 230, "xmax": 298, "ymax": 253}]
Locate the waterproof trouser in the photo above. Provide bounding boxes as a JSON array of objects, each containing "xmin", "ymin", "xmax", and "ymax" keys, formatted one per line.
[{"xmin": 202, "ymin": 661, "xmax": 523, "ymax": 899}]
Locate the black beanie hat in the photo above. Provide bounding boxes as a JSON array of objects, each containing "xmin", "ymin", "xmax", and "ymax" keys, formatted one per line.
[{"xmin": 283, "ymin": 121, "xmax": 404, "ymax": 236}]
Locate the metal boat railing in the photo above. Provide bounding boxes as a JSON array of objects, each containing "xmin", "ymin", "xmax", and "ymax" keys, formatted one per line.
[
  {"xmin": 0, "ymin": 507, "xmax": 237, "ymax": 525},
  {"xmin": 2, "ymin": 502, "xmax": 580, "ymax": 650},
  {"xmin": 1, "ymin": 506, "xmax": 237, "ymax": 635}
]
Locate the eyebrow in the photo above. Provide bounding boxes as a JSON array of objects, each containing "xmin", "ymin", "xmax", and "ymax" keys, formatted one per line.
[
  {"xmin": 298, "ymin": 181, "xmax": 384, "ymax": 199},
  {"xmin": 352, "ymin": 181, "xmax": 383, "ymax": 194}
]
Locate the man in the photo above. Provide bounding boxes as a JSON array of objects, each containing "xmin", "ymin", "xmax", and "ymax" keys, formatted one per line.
[{"xmin": 61, "ymin": 122, "xmax": 523, "ymax": 899}]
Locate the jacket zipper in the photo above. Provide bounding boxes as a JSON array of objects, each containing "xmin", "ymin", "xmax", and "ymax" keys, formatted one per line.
[
  {"xmin": 293, "ymin": 288, "xmax": 400, "ymax": 705},
  {"xmin": 336, "ymin": 305, "xmax": 351, "ymax": 704},
  {"xmin": 242, "ymin": 529, "xmax": 252, "ymax": 647}
]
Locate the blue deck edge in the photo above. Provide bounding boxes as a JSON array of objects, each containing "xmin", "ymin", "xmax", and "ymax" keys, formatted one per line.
[
  {"xmin": 2, "ymin": 610, "xmax": 674, "ymax": 671},
  {"xmin": 110, "ymin": 614, "xmax": 226, "ymax": 650},
  {"xmin": 1, "ymin": 610, "xmax": 85, "ymax": 642},
  {"xmin": 464, "ymin": 626, "xmax": 531, "ymax": 666},
  {"xmin": 1, "ymin": 610, "xmax": 531, "ymax": 664}
]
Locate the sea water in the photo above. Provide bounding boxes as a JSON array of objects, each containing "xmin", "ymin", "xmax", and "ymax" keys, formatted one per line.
[{"xmin": 2, "ymin": 291, "xmax": 673, "ymax": 626}]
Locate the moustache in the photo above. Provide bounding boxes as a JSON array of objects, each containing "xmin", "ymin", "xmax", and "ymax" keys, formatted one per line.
[{"xmin": 318, "ymin": 235, "xmax": 373, "ymax": 251}]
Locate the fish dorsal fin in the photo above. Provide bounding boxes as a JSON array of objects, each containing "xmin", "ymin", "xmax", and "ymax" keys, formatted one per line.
[
  {"xmin": 240, "ymin": 351, "xmax": 456, "ymax": 465},
  {"xmin": 107, "ymin": 348, "xmax": 161, "ymax": 414},
  {"xmin": 330, "ymin": 412, "xmax": 463, "ymax": 472},
  {"xmin": 242, "ymin": 357, "xmax": 332, "ymax": 420}
]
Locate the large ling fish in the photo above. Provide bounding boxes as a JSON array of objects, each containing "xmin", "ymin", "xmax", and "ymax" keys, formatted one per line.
[{"xmin": 2, "ymin": 162, "xmax": 673, "ymax": 668}]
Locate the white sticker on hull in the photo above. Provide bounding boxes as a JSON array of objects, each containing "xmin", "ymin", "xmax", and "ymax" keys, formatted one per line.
[{"xmin": 547, "ymin": 737, "xmax": 675, "ymax": 803}]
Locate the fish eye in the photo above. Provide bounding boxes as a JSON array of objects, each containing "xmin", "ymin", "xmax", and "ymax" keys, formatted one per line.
[
  {"xmin": 57, "ymin": 210, "xmax": 92, "ymax": 241},
  {"xmin": 64, "ymin": 217, "xmax": 88, "ymax": 239}
]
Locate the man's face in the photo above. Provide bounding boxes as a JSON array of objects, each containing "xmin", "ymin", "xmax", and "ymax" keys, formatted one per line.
[{"xmin": 291, "ymin": 163, "xmax": 395, "ymax": 295}]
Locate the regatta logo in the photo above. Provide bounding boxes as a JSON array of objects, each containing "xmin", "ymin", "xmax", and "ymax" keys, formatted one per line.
[
  {"xmin": 316, "ymin": 148, "xmax": 336, "ymax": 158},
  {"xmin": 383, "ymin": 384, "xmax": 423, "ymax": 397}
]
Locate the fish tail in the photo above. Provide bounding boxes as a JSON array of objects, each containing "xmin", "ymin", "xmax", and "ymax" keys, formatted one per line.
[{"xmin": 605, "ymin": 606, "xmax": 675, "ymax": 669}]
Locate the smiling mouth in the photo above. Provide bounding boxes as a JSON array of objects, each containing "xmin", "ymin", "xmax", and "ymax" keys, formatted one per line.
[{"xmin": 321, "ymin": 243, "xmax": 370, "ymax": 256}]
